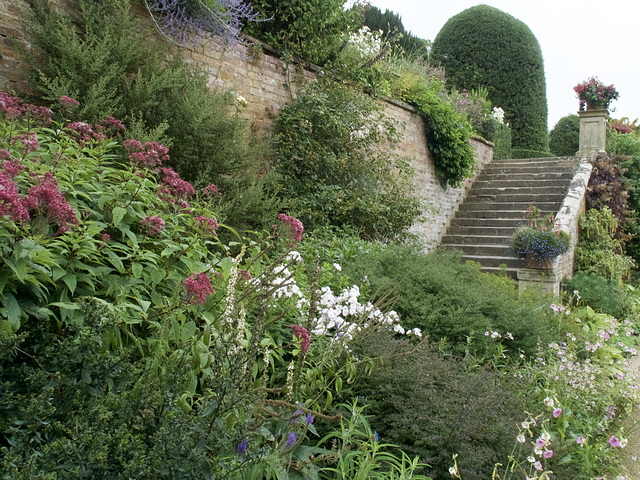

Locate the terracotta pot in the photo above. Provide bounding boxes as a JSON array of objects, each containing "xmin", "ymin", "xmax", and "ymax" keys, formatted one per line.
[{"xmin": 525, "ymin": 253, "xmax": 553, "ymax": 270}]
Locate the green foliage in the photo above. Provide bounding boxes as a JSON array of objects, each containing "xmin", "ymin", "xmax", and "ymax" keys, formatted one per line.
[
  {"xmin": 348, "ymin": 333, "xmax": 528, "ymax": 480},
  {"xmin": 431, "ymin": 5, "xmax": 548, "ymax": 151},
  {"xmin": 392, "ymin": 77, "xmax": 476, "ymax": 187},
  {"xmin": 586, "ymin": 153, "xmax": 634, "ymax": 244},
  {"xmin": 564, "ymin": 271, "xmax": 639, "ymax": 319},
  {"xmin": 243, "ymin": 0, "xmax": 358, "ymax": 65},
  {"xmin": 360, "ymin": 4, "xmax": 429, "ymax": 60},
  {"xmin": 549, "ymin": 114, "xmax": 580, "ymax": 156},
  {"xmin": 511, "ymin": 148, "xmax": 554, "ymax": 159},
  {"xmin": 0, "ymin": 98, "xmax": 426, "ymax": 478},
  {"xmin": 25, "ymin": 0, "xmax": 278, "ymax": 230},
  {"xmin": 574, "ymin": 207, "xmax": 636, "ymax": 281},
  {"xmin": 476, "ymin": 117, "xmax": 512, "ymax": 160},
  {"xmin": 272, "ymin": 80, "xmax": 421, "ymax": 240},
  {"xmin": 342, "ymin": 246, "xmax": 566, "ymax": 358}
]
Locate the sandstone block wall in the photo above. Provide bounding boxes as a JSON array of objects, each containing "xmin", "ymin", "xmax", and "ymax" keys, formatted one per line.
[{"xmin": 0, "ymin": 0, "xmax": 493, "ymax": 247}]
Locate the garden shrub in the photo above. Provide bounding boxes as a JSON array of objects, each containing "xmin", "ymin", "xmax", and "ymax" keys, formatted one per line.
[
  {"xmin": 431, "ymin": 5, "xmax": 549, "ymax": 152},
  {"xmin": 574, "ymin": 207, "xmax": 636, "ymax": 282},
  {"xmin": 342, "ymin": 246, "xmax": 566, "ymax": 358},
  {"xmin": 348, "ymin": 333, "xmax": 528, "ymax": 480},
  {"xmin": 360, "ymin": 4, "xmax": 429, "ymax": 60},
  {"xmin": 564, "ymin": 271, "xmax": 634, "ymax": 319},
  {"xmin": 24, "ymin": 0, "xmax": 278, "ymax": 230},
  {"xmin": 243, "ymin": 0, "xmax": 358, "ymax": 65},
  {"xmin": 586, "ymin": 153, "xmax": 634, "ymax": 243},
  {"xmin": 549, "ymin": 114, "xmax": 579, "ymax": 156},
  {"xmin": 0, "ymin": 92, "xmax": 427, "ymax": 478},
  {"xmin": 476, "ymin": 116, "xmax": 512, "ymax": 160},
  {"xmin": 272, "ymin": 80, "xmax": 421, "ymax": 241}
]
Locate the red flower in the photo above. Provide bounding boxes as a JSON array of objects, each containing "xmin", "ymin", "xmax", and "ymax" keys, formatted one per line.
[
  {"xmin": 184, "ymin": 273, "xmax": 215, "ymax": 305},
  {"xmin": 290, "ymin": 325, "xmax": 310, "ymax": 353}
]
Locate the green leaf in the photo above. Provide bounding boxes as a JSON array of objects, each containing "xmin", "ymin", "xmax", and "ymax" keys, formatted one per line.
[
  {"xmin": 62, "ymin": 273, "xmax": 77, "ymax": 295},
  {"xmin": 132, "ymin": 262, "xmax": 143, "ymax": 279},
  {"xmin": 49, "ymin": 302, "xmax": 81, "ymax": 310},
  {"xmin": 3, "ymin": 293, "xmax": 21, "ymax": 331},
  {"xmin": 112, "ymin": 206, "xmax": 127, "ymax": 227}
]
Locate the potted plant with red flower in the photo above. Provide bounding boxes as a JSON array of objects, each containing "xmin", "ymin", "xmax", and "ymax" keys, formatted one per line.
[{"xmin": 574, "ymin": 77, "xmax": 619, "ymax": 112}]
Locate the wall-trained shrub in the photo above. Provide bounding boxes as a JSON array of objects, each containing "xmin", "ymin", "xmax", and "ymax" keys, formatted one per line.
[
  {"xmin": 272, "ymin": 80, "xmax": 422, "ymax": 241},
  {"xmin": 430, "ymin": 5, "xmax": 549, "ymax": 152}
]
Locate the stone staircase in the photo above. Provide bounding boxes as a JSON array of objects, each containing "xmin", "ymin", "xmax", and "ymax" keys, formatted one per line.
[{"xmin": 440, "ymin": 157, "xmax": 581, "ymax": 278}]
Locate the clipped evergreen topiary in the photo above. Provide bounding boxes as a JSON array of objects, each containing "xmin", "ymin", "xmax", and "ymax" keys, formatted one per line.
[
  {"xmin": 430, "ymin": 5, "xmax": 548, "ymax": 152},
  {"xmin": 549, "ymin": 114, "xmax": 580, "ymax": 156}
]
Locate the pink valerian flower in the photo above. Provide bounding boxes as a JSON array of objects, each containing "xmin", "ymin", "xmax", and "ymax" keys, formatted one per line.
[
  {"xmin": 23, "ymin": 172, "xmax": 78, "ymax": 233},
  {"xmin": 158, "ymin": 167, "xmax": 195, "ymax": 201},
  {"xmin": 24, "ymin": 104, "xmax": 52, "ymax": 127},
  {"xmin": 290, "ymin": 325, "xmax": 311, "ymax": 353},
  {"xmin": 95, "ymin": 116, "xmax": 125, "ymax": 138},
  {"xmin": 124, "ymin": 140, "xmax": 169, "ymax": 170},
  {"xmin": 0, "ymin": 90, "xmax": 25, "ymax": 120},
  {"xmin": 11, "ymin": 132, "xmax": 40, "ymax": 155},
  {"xmin": 65, "ymin": 122, "xmax": 106, "ymax": 144},
  {"xmin": 59, "ymin": 95, "xmax": 80, "ymax": 111},
  {"xmin": 184, "ymin": 273, "xmax": 215, "ymax": 305},
  {"xmin": 194, "ymin": 215, "xmax": 219, "ymax": 236},
  {"xmin": 140, "ymin": 215, "xmax": 165, "ymax": 235},
  {"xmin": 278, "ymin": 213, "xmax": 304, "ymax": 243},
  {"xmin": 201, "ymin": 183, "xmax": 222, "ymax": 197},
  {"xmin": 3, "ymin": 158, "xmax": 25, "ymax": 179},
  {"xmin": 0, "ymin": 171, "xmax": 30, "ymax": 221}
]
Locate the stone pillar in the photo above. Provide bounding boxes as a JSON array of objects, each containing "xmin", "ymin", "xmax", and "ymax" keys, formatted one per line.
[
  {"xmin": 577, "ymin": 110, "xmax": 608, "ymax": 157},
  {"xmin": 517, "ymin": 268, "xmax": 563, "ymax": 296}
]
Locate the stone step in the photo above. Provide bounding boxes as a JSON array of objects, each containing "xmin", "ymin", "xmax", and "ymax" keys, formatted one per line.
[
  {"xmin": 473, "ymin": 178, "xmax": 573, "ymax": 188},
  {"xmin": 453, "ymin": 209, "xmax": 556, "ymax": 219},
  {"xmin": 461, "ymin": 254, "xmax": 524, "ymax": 269},
  {"xmin": 459, "ymin": 201, "xmax": 562, "ymax": 212},
  {"xmin": 487, "ymin": 157, "xmax": 580, "ymax": 168},
  {"xmin": 450, "ymin": 217, "xmax": 528, "ymax": 228},
  {"xmin": 441, "ymin": 234, "xmax": 513, "ymax": 245},
  {"xmin": 440, "ymin": 243, "xmax": 514, "ymax": 257},
  {"xmin": 479, "ymin": 172, "xmax": 575, "ymax": 182},
  {"xmin": 446, "ymin": 225, "xmax": 521, "ymax": 236},
  {"xmin": 466, "ymin": 193, "xmax": 566, "ymax": 203},
  {"xmin": 482, "ymin": 166, "xmax": 576, "ymax": 176},
  {"xmin": 470, "ymin": 185, "xmax": 569, "ymax": 196}
]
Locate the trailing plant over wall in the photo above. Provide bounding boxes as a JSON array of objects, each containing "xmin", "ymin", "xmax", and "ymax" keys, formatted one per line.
[
  {"xmin": 272, "ymin": 80, "xmax": 421, "ymax": 241},
  {"xmin": 392, "ymin": 76, "xmax": 475, "ymax": 187},
  {"xmin": 144, "ymin": 0, "xmax": 260, "ymax": 46},
  {"xmin": 431, "ymin": 5, "xmax": 549, "ymax": 152}
]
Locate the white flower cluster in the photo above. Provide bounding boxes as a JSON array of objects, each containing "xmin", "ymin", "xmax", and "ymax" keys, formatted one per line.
[
  {"xmin": 491, "ymin": 106, "xmax": 505, "ymax": 124},
  {"xmin": 343, "ymin": 26, "xmax": 382, "ymax": 61},
  {"xmin": 313, "ymin": 284, "xmax": 421, "ymax": 344},
  {"xmin": 259, "ymin": 253, "xmax": 420, "ymax": 345}
]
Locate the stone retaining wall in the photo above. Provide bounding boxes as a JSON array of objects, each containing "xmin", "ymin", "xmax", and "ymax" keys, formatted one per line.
[{"xmin": 0, "ymin": 0, "xmax": 493, "ymax": 246}]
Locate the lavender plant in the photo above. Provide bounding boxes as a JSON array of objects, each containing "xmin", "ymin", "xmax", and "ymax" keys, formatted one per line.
[{"xmin": 144, "ymin": 0, "xmax": 262, "ymax": 46}]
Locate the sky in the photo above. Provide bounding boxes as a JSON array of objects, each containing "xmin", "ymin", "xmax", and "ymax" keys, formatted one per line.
[{"xmin": 366, "ymin": 0, "xmax": 640, "ymax": 131}]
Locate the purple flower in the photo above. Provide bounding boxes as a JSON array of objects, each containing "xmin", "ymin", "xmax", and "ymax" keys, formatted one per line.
[
  {"xmin": 577, "ymin": 435, "xmax": 586, "ymax": 445},
  {"xmin": 237, "ymin": 438, "xmax": 247, "ymax": 454},
  {"xmin": 285, "ymin": 431, "xmax": 296, "ymax": 450},
  {"xmin": 306, "ymin": 413, "xmax": 314, "ymax": 424},
  {"xmin": 609, "ymin": 436, "xmax": 622, "ymax": 448}
]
